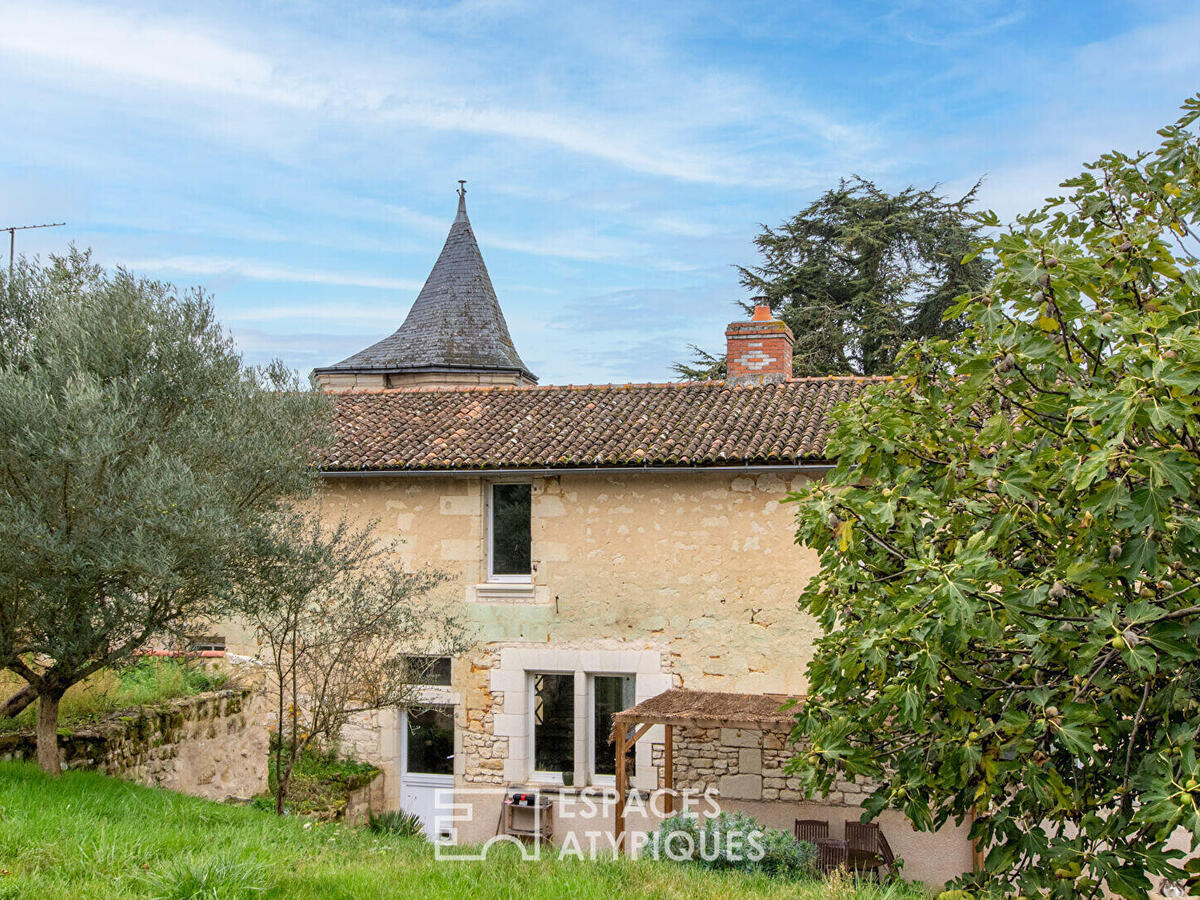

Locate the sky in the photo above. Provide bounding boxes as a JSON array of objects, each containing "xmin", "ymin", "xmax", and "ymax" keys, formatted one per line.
[{"xmin": 1, "ymin": 1, "xmax": 1198, "ymax": 385}]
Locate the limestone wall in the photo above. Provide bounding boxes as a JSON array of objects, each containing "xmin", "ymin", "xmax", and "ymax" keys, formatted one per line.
[
  {"xmin": 0, "ymin": 688, "xmax": 268, "ymax": 800},
  {"xmin": 291, "ymin": 469, "xmax": 824, "ymax": 696},
  {"xmin": 222, "ymin": 469, "xmax": 827, "ymax": 790}
]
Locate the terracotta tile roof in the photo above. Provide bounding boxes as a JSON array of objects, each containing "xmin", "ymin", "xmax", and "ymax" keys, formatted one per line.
[{"xmin": 324, "ymin": 377, "xmax": 882, "ymax": 472}]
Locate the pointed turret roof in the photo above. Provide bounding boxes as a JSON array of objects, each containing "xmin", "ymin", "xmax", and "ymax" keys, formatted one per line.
[{"xmin": 317, "ymin": 186, "xmax": 536, "ymax": 381}]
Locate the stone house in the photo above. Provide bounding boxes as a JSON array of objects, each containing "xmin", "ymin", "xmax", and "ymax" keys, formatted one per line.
[{"xmin": 230, "ymin": 187, "xmax": 974, "ymax": 885}]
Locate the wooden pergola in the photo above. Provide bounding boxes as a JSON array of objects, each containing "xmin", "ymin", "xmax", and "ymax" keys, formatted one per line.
[{"xmin": 609, "ymin": 688, "xmax": 801, "ymax": 851}]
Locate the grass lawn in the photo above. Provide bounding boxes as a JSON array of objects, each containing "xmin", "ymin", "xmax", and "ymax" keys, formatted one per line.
[
  {"xmin": 0, "ymin": 762, "xmax": 929, "ymax": 899},
  {"xmin": 0, "ymin": 659, "xmax": 228, "ymax": 733}
]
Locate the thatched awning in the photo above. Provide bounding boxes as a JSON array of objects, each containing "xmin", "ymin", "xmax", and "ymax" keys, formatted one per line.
[{"xmin": 611, "ymin": 688, "xmax": 802, "ymax": 732}]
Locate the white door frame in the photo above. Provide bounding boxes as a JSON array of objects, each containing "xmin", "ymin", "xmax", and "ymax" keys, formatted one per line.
[{"xmin": 400, "ymin": 705, "xmax": 456, "ymax": 842}]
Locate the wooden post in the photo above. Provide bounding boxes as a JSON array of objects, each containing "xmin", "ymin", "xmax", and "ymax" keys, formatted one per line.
[
  {"xmin": 615, "ymin": 720, "xmax": 627, "ymax": 855},
  {"xmin": 663, "ymin": 724, "xmax": 674, "ymax": 816}
]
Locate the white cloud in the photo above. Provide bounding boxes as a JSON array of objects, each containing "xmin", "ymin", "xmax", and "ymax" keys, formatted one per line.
[
  {"xmin": 221, "ymin": 303, "xmax": 410, "ymax": 325},
  {"xmin": 123, "ymin": 256, "xmax": 422, "ymax": 291},
  {"xmin": 0, "ymin": 1, "xmax": 870, "ymax": 187}
]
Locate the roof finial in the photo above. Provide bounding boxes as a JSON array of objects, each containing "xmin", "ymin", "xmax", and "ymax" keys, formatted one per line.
[{"xmin": 455, "ymin": 180, "xmax": 468, "ymax": 223}]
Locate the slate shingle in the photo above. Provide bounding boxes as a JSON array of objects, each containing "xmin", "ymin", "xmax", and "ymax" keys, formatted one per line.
[
  {"xmin": 323, "ymin": 377, "xmax": 882, "ymax": 472},
  {"xmin": 315, "ymin": 190, "xmax": 536, "ymax": 381}
]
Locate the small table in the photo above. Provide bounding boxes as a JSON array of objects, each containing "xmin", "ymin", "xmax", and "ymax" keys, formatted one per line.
[
  {"xmin": 847, "ymin": 848, "xmax": 885, "ymax": 877},
  {"xmin": 502, "ymin": 796, "xmax": 554, "ymax": 845}
]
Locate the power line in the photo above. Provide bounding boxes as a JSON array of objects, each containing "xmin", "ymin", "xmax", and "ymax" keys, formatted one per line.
[{"xmin": 3, "ymin": 222, "xmax": 67, "ymax": 296}]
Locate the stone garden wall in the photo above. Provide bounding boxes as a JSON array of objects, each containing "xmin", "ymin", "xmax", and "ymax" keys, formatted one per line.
[
  {"xmin": 653, "ymin": 722, "xmax": 874, "ymax": 807},
  {"xmin": 0, "ymin": 688, "xmax": 268, "ymax": 800}
]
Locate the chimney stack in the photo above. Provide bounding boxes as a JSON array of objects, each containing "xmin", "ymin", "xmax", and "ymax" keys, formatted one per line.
[{"xmin": 725, "ymin": 304, "xmax": 794, "ymax": 385}]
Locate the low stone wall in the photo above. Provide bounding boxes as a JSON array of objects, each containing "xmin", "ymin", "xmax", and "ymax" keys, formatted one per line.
[
  {"xmin": 652, "ymin": 723, "xmax": 874, "ymax": 806},
  {"xmin": 0, "ymin": 688, "xmax": 268, "ymax": 801}
]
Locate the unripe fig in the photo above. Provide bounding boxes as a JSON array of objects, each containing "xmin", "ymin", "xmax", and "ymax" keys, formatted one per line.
[{"xmin": 1046, "ymin": 256, "xmax": 1060, "ymax": 268}]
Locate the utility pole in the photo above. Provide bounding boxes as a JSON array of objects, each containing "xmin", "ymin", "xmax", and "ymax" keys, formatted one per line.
[{"xmin": 3, "ymin": 222, "xmax": 66, "ymax": 297}]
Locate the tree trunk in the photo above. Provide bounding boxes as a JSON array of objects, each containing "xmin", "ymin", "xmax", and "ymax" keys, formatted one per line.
[
  {"xmin": 36, "ymin": 691, "xmax": 63, "ymax": 775},
  {"xmin": 275, "ymin": 769, "xmax": 289, "ymax": 815},
  {"xmin": 2, "ymin": 684, "xmax": 36, "ymax": 719}
]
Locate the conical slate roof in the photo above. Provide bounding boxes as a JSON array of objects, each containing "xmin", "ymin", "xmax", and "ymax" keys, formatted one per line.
[{"xmin": 317, "ymin": 189, "xmax": 536, "ymax": 381}]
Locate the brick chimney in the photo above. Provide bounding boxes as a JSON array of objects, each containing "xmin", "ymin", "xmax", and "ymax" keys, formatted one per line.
[{"xmin": 725, "ymin": 304, "xmax": 794, "ymax": 385}]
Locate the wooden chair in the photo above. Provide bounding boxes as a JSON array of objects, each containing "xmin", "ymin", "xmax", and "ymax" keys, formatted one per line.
[
  {"xmin": 794, "ymin": 818, "xmax": 829, "ymax": 844},
  {"xmin": 815, "ymin": 837, "xmax": 848, "ymax": 875},
  {"xmin": 844, "ymin": 821, "xmax": 895, "ymax": 876}
]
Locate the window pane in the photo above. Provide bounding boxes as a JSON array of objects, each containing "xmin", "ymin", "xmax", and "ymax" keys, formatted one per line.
[
  {"xmin": 405, "ymin": 655, "xmax": 452, "ymax": 686},
  {"xmin": 593, "ymin": 676, "xmax": 635, "ymax": 776},
  {"xmin": 407, "ymin": 706, "xmax": 454, "ymax": 775},
  {"xmin": 533, "ymin": 673, "xmax": 574, "ymax": 774},
  {"xmin": 491, "ymin": 483, "xmax": 531, "ymax": 576}
]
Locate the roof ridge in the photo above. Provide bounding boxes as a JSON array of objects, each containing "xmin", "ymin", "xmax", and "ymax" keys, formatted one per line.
[{"xmin": 333, "ymin": 375, "xmax": 890, "ymax": 397}]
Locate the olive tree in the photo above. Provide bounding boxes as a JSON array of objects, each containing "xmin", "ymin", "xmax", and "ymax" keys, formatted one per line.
[
  {"xmin": 789, "ymin": 97, "xmax": 1200, "ymax": 897},
  {"xmin": 0, "ymin": 249, "xmax": 329, "ymax": 773}
]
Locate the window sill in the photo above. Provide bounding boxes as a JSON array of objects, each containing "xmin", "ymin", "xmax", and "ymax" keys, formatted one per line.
[{"xmin": 470, "ymin": 582, "xmax": 540, "ymax": 604}]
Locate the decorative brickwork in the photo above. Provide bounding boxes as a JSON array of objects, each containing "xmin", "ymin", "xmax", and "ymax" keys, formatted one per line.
[{"xmin": 725, "ymin": 305, "xmax": 795, "ymax": 386}]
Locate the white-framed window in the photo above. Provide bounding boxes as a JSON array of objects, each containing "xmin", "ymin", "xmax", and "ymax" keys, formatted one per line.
[
  {"xmin": 488, "ymin": 482, "xmax": 532, "ymax": 583},
  {"xmin": 529, "ymin": 672, "xmax": 574, "ymax": 783},
  {"xmin": 589, "ymin": 674, "xmax": 635, "ymax": 785}
]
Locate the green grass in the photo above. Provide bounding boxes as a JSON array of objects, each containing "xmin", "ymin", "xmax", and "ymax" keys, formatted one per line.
[
  {"xmin": 0, "ymin": 762, "xmax": 929, "ymax": 899},
  {"xmin": 0, "ymin": 659, "xmax": 229, "ymax": 733}
]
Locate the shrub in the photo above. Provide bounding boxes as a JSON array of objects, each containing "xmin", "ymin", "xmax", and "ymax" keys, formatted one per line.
[
  {"xmin": 645, "ymin": 811, "xmax": 816, "ymax": 880},
  {"xmin": 366, "ymin": 809, "xmax": 424, "ymax": 838},
  {"xmin": 263, "ymin": 741, "xmax": 379, "ymax": 816}
]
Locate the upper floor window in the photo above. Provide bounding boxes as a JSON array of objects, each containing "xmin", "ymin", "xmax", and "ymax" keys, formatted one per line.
[{"xmin": 489, "ymin": 483, "xmax": 531, "ymax": 581}]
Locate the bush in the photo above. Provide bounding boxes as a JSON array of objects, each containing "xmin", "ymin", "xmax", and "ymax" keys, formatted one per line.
[
  {"xmin": 264, "ymin": 741, "xmax": 379, "ymax": 816},
  {"xmin": 366, "ymin": 809, "xmax": 424, "ymax": 838},
  {"xmin": 645, "ymin": 811, "xmax": 817, "ymax": 880}
]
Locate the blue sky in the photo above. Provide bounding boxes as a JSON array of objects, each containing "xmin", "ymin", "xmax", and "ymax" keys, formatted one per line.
[{"xmin": 1, "ymin": 1, "xmax": 1198, "ymax": 384}]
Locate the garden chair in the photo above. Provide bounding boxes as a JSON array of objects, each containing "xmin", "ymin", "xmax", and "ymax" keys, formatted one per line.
[
  {"xmin": 815, "ymin": 837, "xmax": 848, "ymax": 875},
  {"xmin": 844, "ymin": 821, "xmax": 896, "ymax": 877},
  {"xmin": 793, "ymin": 819, "xmax": 829, "ymax": 844}
]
